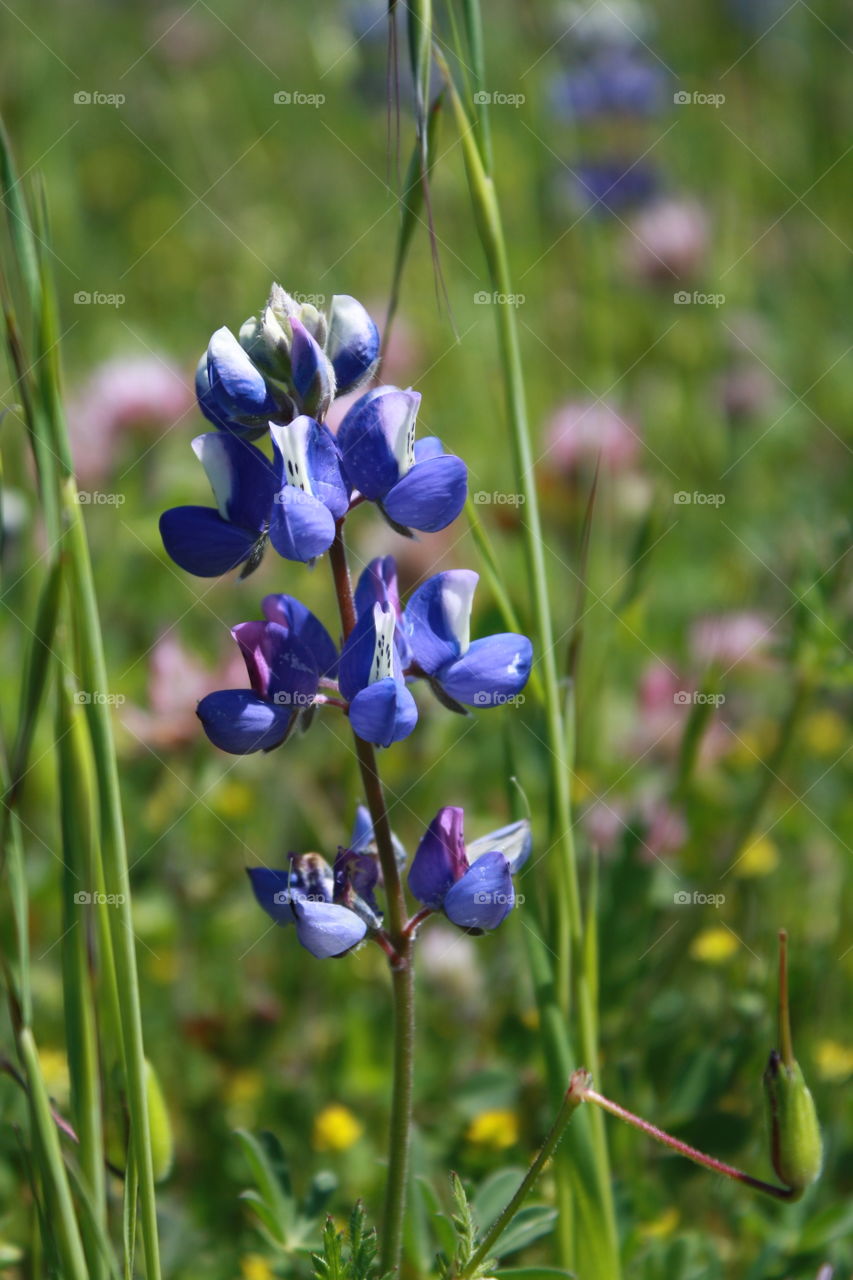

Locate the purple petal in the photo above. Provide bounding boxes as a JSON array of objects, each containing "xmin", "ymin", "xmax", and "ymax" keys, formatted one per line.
[
  {"xmin": 338, "ymin": 604, "xmax": 379, "ymax": 700},
  {"xmin": 159, "ymin": 506, "xmax": 259, "ymax": 576},
  {"xmin": 292, "ymin": 899, "xmax": 367, "ymax": 957},
  {"xmin": 307, "ymin": 421, "xmax": 349, "ymax": 518},
  {"xmin": 336, "ymin": 386, "xmax": 420, "ymax": 500},
  {"xmin": 407, "ymin": 806, "xmax": 468, "ymax": 908},
  {"xmin": 349, "ymin": 678, "xmax": 418, "ymax": 747},
  {"xmin": 356, "ymin": 556, "xmax": 410, "ymax": 668},
  {"xmin": 261, "ymin": 594, "xmax": 339, "ymax": 678},
  {"xmin": 383, "ymin": 454, "xmax": 467, "ymax": 533},
  {"xmin": 268, "ymin": 486, "xmax": 336, "ymax": 562},
  {"xmin": 403, "ymin": 570, "xmax": 478, "ymax": 676},
  {"xmin": 326, "ymin": 294, "xmax": 380, "ymax": 394},
  {"xmin": 192, "ymin": 432, "xmax": 279, "ymax": 532},
  {"xmin": 247, "ymin": 867, "xmax": 297, "ymax": 925},
  {"xmin": 438, "ymin": 634, "xmax": 533, "ymax": 708},
  {"xmin": 290, "ymin": 318, "xmax": 333, "ymax": 417},
  {"xmin": 443, "ymin": 851, "xmax": 514, "ymax": 930},
  {"xmin": 207, "ymin": 326, "xmax": 277, "ymax": 422},
  {"xmin": 231, "ymin": 621, "xmax": 319, "ymax": 708},
  {"xmin": 197, "ymin": 690, "xmax": 292, "ymax": 753}
]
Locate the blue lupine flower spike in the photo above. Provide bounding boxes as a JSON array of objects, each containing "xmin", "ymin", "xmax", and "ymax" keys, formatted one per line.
[
  {"xmin": 403, "ymin": 570, "xmax": 533, "ymax": 711},
  {"xmin": 337, "ymin": 386, "xmax": 467, "ymax": 534},
  {"xmin": 248, "ymin": 854, "xmax": 367, "ymax": 958},
  {"xmin": 159, "ymin": 433, "xmax": 280, "ymax": 578},
  {"xmin": 408, "ymin": 807, "xmax": 530, "ymax": 932}
]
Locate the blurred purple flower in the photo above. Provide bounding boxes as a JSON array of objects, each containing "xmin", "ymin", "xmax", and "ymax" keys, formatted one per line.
[{"xmin": 546, "ymin": 399, "xmax": 641, "ymax": 474}]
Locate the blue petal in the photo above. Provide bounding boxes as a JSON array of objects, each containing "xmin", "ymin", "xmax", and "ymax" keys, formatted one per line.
[
  {"xmin": 338, "ymin": 604, "xmax": 379, "ymax": 700},
  {"xmin": 336, "ymin": 386, "xmax": 420, "ymax": 500},
  {"xmin": 207, "ymin": 326, "xmax": 277, "ymax": 422},
  {"xmin": 262, "ymin": 594, "xmax": 339, "ymax": 678},
  {"xmin": 443, "ymin": 851, "xmax": 514, "ymax": 930},
  {"xmin": 407, "ymin": 806, "xmax": 468, "ymax": 909},
  {"xmin": 192, "ymin": 432, "xmax": 279, "ymax": 532},
  {"xmin": 326, "ymin": 294, "xmax": 380, "ymax": 394},
  {"xmin": 290, "ymin": 318, "xmax": 334, "ymax": 417},
  {"xmin": 349, "ymin": 678, "xmax": 418, "ymax": 747},
  {"xmin": 159, "ymin": 506, "xmax": 259, "ymax": 576},
  {"xmin": 196, "ymin": 355, "xmax": 267, "ymax": 439},
  {"xmin": 383, "ymin": 454, "xmax": 468, "ymax": 533},
  {"xmin": 197, "ymin": 690, "xmax": 292, "ymax": 753},
  {"xmin": 413, "ymin": 436, "xmax": 446, "ymax": 463},
  {"xmin": 268, "ymin": 487, "xmax": 336, "ymax": 562},
  {"xmin": 350, "ymin": 804, "xmax": 374, "ymax": 853},
  {"xmin": 292, "ymin": 899, "xmax": 367, "ymax": 957},
  {"xmin": 403, "ymin": 570, "xmax": 478, "ymax": 675},
  {"xmin": 307, "ymin": 421, "xmax": 349, "ymax": 518},
  {"xmin": 231, "ymin": 621, "xmax": 319, "ymax": 706},
  {"xmin": 355, "ymin": 556, "xmax": 410, "ymax": 668},
  {"xmin": 438, "ymin": 634, "xmax": 533, "ymax": 707},
  {"xmin": 246, "ymin": 867, "xmax": 297, "ymax": 925}
]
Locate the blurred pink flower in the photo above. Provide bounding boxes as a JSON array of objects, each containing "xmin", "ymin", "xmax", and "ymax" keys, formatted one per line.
[
  {"xmin": 546, "ymin": 399, "xmax": 640, "ymax": 474},
  {"xmin": 624, "ymin": 198, "xmax": 709, "ymax": 282},
  {"xmin": 637, "ymin": 796, "xmax": 687, "ymax": 861},
  {"xmin": 122, "ymin": 633, "xmax": 244, "ymax": 751},
  {"xmin": 719, "ymin": 365, "xmax": 776, "ymax": 421},
  {"xmin": 581, "ymin": 799, "xmax": 628, "ymax": 855},
  {"xmin": 690, "ymin": 612, "xmax": 773, "ymax": 669},
  {"xmin": 68, "ymin": 355, "xmax": 193, "ymax": 484},
  {"xmin": 631, "ymin": 660, "xmax": 728, "ymax": 764}
]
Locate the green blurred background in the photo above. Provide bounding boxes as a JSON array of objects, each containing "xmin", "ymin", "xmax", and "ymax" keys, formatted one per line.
[{"xmin": 1, "ymin": 1, "xmax": 851, "ymax": 1276}]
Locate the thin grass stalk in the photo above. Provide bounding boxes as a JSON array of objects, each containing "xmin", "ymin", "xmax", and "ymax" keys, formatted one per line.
[
  {"xmin": 435, "ymin": 33, "xmax": 620, "ymax": 1275},
  {"xmin": 18, "ymin": 1027, "xmax": 90, "ymax": 1280},
  {"xmin": 57, "ymin": 682, "xmax": 108, "ymax": 1280}
]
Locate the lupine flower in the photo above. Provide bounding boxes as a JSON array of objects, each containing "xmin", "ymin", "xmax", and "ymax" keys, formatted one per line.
[
  {"xmin": 336, "ymin": 386, "xmax": 467, "ymax": 534},
  {"xmin": 407, "ymin": 806, "xmax": 531, "ymax": 931},
  {"xmin": 159, "ymin": 433, "xmax": 280, "ymax": 577},
  {"xmin": 197, "ymin": 609, "xmax": 335, "ymax": 753},
  {"xmin": 561, "ymin": 160, "xmax": 659, "ymax": 215},
  {"xmin": 339, "ymin": 593, "xmax": 418, "ymax": 747},
  {"xmin": 248, "ymin": 853, "xmax": 367, "ymax": 958},
  {"xmin": 349, "ymin": 803, "xmax": 408, "ymax": 868},
  {"xmin": 354, "ymin": 555, "xmax": 411, "ymax": 668},
  {"xmin": 198, "ymin": 326, "xmax": 282, "ymax": 438},
  {"xmin": 402, "ymin": 570, "xmax": 532, "ymax": 711},
  {"xmin": 550, "ymin": 49, "xmax": 667, "ymax": 120},
  {"xmin": 268, "ymin": 416, "xmax": 349, "ymax": 561}
]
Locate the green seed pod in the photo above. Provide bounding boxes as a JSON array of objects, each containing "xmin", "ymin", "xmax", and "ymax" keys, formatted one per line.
[
  {"xmin": 763, "ymin": 931, "xmax": 822, "ymax": 1198},
  {"xmin": 764, "ymin": 1050, "xmax": 822, "ymax": 1197},
  {"xmin": 145, "ymin": 1060, "xmax": 174, "ymax": 1183}
]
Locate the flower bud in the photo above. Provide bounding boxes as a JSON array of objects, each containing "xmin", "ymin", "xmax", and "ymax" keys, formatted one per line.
[{"xmin": 763, "ymin": 931, "xmax": 822, "ymax": 1198}]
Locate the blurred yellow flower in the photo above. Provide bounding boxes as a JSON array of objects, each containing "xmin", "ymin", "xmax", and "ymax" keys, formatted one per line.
[
  {"xmin": 313, "ymin": 1104, "xmax": 363, "ymax": 1152},
  {"xmin": 814, "ymin": 1039, "xmax": 853, "ymax": 1083},
  {"xmin": 734, "ymin": 835, "xmax": 779, "ymax": 878},
  {"xmin": 638, "ymin": 1206, "xmax": 680, "ymax": 1238},
  {"xmin": 37, "ymin": 1048, "xmax": 69, "ymax": 1103},
  {"xmin": 689, "ymin": 927, "xmax": 738, "ymax": 964},
  {"xmin": 212, "ymin": 779, "xmax": 255, "ymax": 820},
  {"xmin": 571, "ymin": 771, "xmax": 595, "ymax": 804},
  {"xmin": 520, "ymin": 1008, "xmax": 540, "ymax": 1031},
  {"xmin": 801, "ymin": 710, "xmax": 846, "ymax": 758},
  {"xmin": 240, "ymin": 1255, "xmax": 275, "ymax": 1280},
  {"xmin": 146, "ymin": 948, "xmax": 179, "ymax": 985},
  {"xmin": 465, "ymin": 1109, "xmax": 519, "ymax": 1150},
  {"xmin": 224, "ymin": 1069, "xmax": 265, "ymax": 1107}
]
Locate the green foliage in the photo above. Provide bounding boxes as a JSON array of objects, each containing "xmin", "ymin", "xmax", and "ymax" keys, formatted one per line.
[
  {"xmin": 312, "ymin": 1203, "xmax": 387, "ymax": 1280},
  {"xmin": 237, "ymin": 1128, "xmax": 337, "ymax": 1258}
]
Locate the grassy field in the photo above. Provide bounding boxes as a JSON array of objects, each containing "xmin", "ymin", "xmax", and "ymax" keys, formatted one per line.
[{"xmin": 0, "ymin": 2, "xmax": 851, "ymax": 1278}]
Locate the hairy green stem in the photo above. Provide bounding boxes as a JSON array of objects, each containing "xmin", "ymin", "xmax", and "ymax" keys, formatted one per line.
[
  {"xmin": 328, "ymin": 522, "xmax": 415, "ymax": 1274},
  {"xmin": 457, "ymin": 1071, "xmax": 590, "ymax": 1279}
]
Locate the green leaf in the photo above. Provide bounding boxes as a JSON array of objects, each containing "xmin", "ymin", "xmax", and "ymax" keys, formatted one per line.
[
  {"xmin": 471, "ymin": 1167, "xmax": 526, "ymax": 1235},
  {"xmin": 490, "ymin": 1207, "xmax": 559, "ymax": 1261}
]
